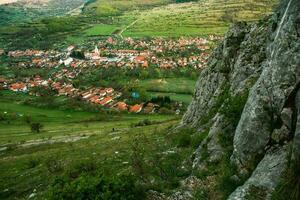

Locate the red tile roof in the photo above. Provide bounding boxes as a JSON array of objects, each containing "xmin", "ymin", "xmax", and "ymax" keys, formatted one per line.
[
  {"xmin": 129, "ymin": 104, "xmax": 142, "ymax": 113},
  {"xmin": 116, "ymin": 102, "xmax": 127, "ymax": 111},
  {"xmin": 99, "ymin": 96, "xmax": 113, "ymax": 105}
]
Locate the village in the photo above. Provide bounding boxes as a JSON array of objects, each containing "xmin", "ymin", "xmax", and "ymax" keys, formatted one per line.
[{"xmin": 0, "ymin": 36, "xmax": 222, "ymax": 114}]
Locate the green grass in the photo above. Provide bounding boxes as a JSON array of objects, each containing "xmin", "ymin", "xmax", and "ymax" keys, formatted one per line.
[
  {"xmin": 85, "ymin": 24, "xmax": 120, "ymax": 36},
  {"xmin": 0, "ymin": 98, "xmax": 179, "ymax": 199},
  {"xmin": 148, "ymin": 92, "xmax": 192, "ymax": 104},
  {"xmin": 0, "ymin": 0, "xmax": 279, "ymax": 49},
  {"xmin": 71, "ymin": 0, "xmax": 279, "ymax": 41},
  {"xmin": 119, "ymin": 0, "xmax": 278, "ymax": 37},
  {"xmin": 138, "ymin": 78, "xmax": 196, "ymax": 95}
]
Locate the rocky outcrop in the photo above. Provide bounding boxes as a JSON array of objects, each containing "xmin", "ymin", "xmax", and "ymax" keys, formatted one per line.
[
  {"xmin": 180, "ymin": 0, "xmax": 300, "ymax": 199},
  {"xmin": 228, "ymin": 146, "xmax": 289, "ymax": 200}
]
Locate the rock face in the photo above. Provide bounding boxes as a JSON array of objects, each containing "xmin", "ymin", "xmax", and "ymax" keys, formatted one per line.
[
  {"xmin": 228, "ymin": 146, "xmax": 289, "ymax": 200},
  {"xmin": 180, "ymin": 0, "xmax": 300, "ymax": 199}
]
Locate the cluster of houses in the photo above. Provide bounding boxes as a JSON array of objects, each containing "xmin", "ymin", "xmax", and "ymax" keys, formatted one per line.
[
  {"xmin": 0, "ymin": 36, "xmax": 224, "ymax": 114},
  {"xmin": 0, "ymin": 75, "xmax": 158, "ymax": 113},
  {"xmin": 2, "ymin": 35, "xmax": 222, "ymax": 70}
]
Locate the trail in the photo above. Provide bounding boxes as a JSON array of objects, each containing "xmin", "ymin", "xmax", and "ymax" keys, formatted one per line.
[
  {"xmin": 0, "ymin": 129, "xmax": 128, "ymax": 149},
  {"xmin": 118, "ymin": 19, "xmax": 139, "ymax": 39}
]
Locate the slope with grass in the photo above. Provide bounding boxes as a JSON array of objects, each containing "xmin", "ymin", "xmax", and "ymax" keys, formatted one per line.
[
  {"xmin": 0, "ymin": 96, "xmax": 181, "ymax": 199},
  {"xmin": 82, "ymin": 0, "xmax": 278, "ymax": 38}
]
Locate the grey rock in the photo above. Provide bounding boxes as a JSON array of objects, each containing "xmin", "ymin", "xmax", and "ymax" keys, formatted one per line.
[
  {"xmin": 231, "ymin": 0, "xmax": 300, "ymax": 170},
  {"xmin": 147, "ymin": 190, "xmax": 167, "ymax": 200},
  {"xmin": 292, "ymin": 89, "xmax": 300, "ymax": 161},
  {"xmin": 280, "ymin": 108, "xmax": 293, "ymax": 130},
  {"xmin": 168, "ymin": 191, "xmax": 193, "ymax": 200},
  {"xmin": 228, "ymin": 146, "xmax": 288, "ymax": 200},
  {"xmin": 271, "ymin": 125, "xmax": 290, "ymax": 143},
  {"xmin": 181, "ymin": 22, "xmax": 249, "ymax": 128}
]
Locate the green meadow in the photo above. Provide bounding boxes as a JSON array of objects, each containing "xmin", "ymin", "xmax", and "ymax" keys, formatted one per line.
[{"xmin": 82, "ymin": 0, "xmax": 278, "ymax": 38}]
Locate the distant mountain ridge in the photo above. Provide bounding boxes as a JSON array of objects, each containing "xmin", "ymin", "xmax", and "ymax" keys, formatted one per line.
[{"xmin": 0, "ymin": 0, "xmax": 86, "ymax": 25}]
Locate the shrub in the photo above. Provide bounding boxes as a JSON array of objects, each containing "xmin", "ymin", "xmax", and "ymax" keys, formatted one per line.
[
  {"xmin": 66, "ymin": 160, "xmax": 97, "ymax": 179},
  {"xmin": 272, "ymin": 158, "xmax": 300, "ymax": 200},
  {"xmin": 24, "ymin": 115, "xmax": 32, "ymax": 124},
  {"xmin": 191, "ymin": 131, "xmax": 209, "ymax": 149},
  {"xmin": 159, "ymin": 107, "xmax": 175, "ymax": 115},
  {"xmin": 45, "ymin": 157, "xmax": 63, "ymax": 174},
  {"xmin": 30, "ymin": 122, "xmax": 43, "ymax": 133},
  {"xmin": 171, "ymin": 128, "xmax": 195, "ymax": 148},
  {"xmin": 25, "ymin": 157, "xmax": 40, "ymax": 169},
  {"xmin": 48, "ymin": 173, "xmax": 144, "ymax": 200},
  {"xmin": 132, "ymin": 119, "xmax": 153, "ymax": 127},
  {"xmin": 219, "ymin": 91, "xmax": 249, "ymax": 127},
  {"xmin": 176, "ymin": 133, "xmax": 191, "ymax": 148}
]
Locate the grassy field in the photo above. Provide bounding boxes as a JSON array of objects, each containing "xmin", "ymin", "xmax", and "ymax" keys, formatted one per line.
[
  {"xmin": 138, "ymin": 78, "xmax": 196, "ymax": 94},
  {"xmin": 148, "ymin": 92, "xmax": 193, "ymax": 104},
  {"xmin": 81, "ymin": 0, "xmax": 278, "ymax": 38},
  {"xmin": 0, "ymin": 96, "xmax": 180, "ymax": 199},
  {"xmin": 121, "ymin": 0, "xmax": 278, "ymax": 37},
  {"xmin": 84, "ymin": 24, "xmax": 119, "ymax": 36},
  {"xmin": 0, "ymin": 0, "xmax": 279, "ymax": 49}
]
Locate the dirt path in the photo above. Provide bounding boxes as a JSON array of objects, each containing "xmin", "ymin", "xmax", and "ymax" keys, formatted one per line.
[
  {"xmin": 118, "ymin": 19, "xmax": 139, "ymax": 39},
  {"xmin": 0, "ymin": 128, "xmax": 128, "ymax": 149}
]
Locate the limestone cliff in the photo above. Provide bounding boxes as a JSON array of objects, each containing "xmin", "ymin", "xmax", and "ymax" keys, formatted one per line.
[{"xmin": 180, "ymin": 0, "xmax": 300, "ymax": 199}]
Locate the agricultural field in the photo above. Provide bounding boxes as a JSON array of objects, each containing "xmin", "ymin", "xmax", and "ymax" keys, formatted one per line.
[
  {"xmin": 0, "ymin": 0, "xmax": 278, "ymax": 49},
  {"xmin": 82, "ymin": 0, "xmax": 278, "ymax": 38}
]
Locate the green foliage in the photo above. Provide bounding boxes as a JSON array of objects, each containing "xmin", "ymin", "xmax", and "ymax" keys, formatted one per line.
[
  {"xmin": 176, "ymin": 133, "xmax": 191, "ymax": 148},
  {"xmin": 70, "ymin": 50, "xmax": 85, "ymax": 60},
  {"xmin": 30, "ymin": 122, "xmax": 43, "ymax": 133},
  {"xmin": 219, "ymin": 91, "xmax": 249, "ymax": 127},
  {"xmin": 199, "ymin": 84, "xmax": 230, "ymax": 125},
  {"xmin": 217, "ymin": 157, "xmax": 243, "ymax": 198},
  {"xmin": 245, "ymin": 185, "xmax": 267, "ymax": 200},
  {"xmin": 25, "ymin": 157, "xmax": 40, "ymax": 169},
  {"xmin": 130, "ymin": 133, "xmax": 192, "ymax": 192},
  {"xmin": 42, "ymin": 17, "xmax": 78, "ymax": 34},
  {"xmin": 132, "ymin": 119, "xmax": 153, "ymax": 127},
  {"xmin": 48, "ymin": 173, "xmax": 144, "ymax": 200},
  {"xmin": 47, "ymin": 161, "xmax": 145, "ymax": 200},
  {"xmin": 174, "ymin": 0, "xmax": 198, "ymax": 3},
  {"xmin": 272, "ymin": 158, "xmax": 300, "ymax": 200},
  {"xmin": 191, "ymin": 131, "xmax": 209, "ymax": 149},
  {"xmin": 170, "ymin": 127, "xmax": 196, "ymax": 148},
  {"xmin": 45, "ymin": 157, "xmax": 64, "ymax": 174}
]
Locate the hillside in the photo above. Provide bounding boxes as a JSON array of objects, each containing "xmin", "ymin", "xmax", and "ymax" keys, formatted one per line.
[
  {"xmin": 172, "ymin": 0, "xmax": 300, "ymax": 199},
  {"xmin": 0, "ymin": 0, "xmax": 279, "ymax": 50},
  {"xmin": 81, "ymin": 0, "xmax": 279, "ymax": 37},
  {"xmin": 1, "ymin": 0, "xmax": 298, "ymax": 199},
  {"xmin": 0, "ymin": 0, "xmax": 85, "ymax": 26}
]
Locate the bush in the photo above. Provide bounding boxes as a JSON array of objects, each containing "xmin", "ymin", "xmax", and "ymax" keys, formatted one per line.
[
  {"xmin": 48, "ymin": 173, "xmax": 144, "ymax": 200},
  {"xmin": 272, "ymin": 158, "xmax": 300, "ymax": 200},
  {"xmin": 45, "ymin": 157, "xmax": 63, "ymax": 174},
  {"xmin": 219, "ymin": 91, "xmax": 249, "ymax": 126},
  {"xmin": 176, "ymin": 133, "xmax": 191, "ymax": 148},
  {"xmin": 171, "ymin": 128, "xmax": 195, "ymax": 148},
  {"xmin": 132, "ymin": 119, "xmax": 153, "ymax": 127},
  {"xmin": 25, "ymin": 157, "xmax": 40, "ymax": 169},
  {"xmin": 159, "ymin": 107, "xmax": 175, "ymax": 115},
  {"xmin": 30, "ymin": 122, "xmax": 43, "ymax": 133},
  {"xmin": 191, "ymin": 131, "xmax": 209, "ymax": 149},
  {"xmin": 66, "ymin": 160, "xmax": 97, "ymax": 179}
]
